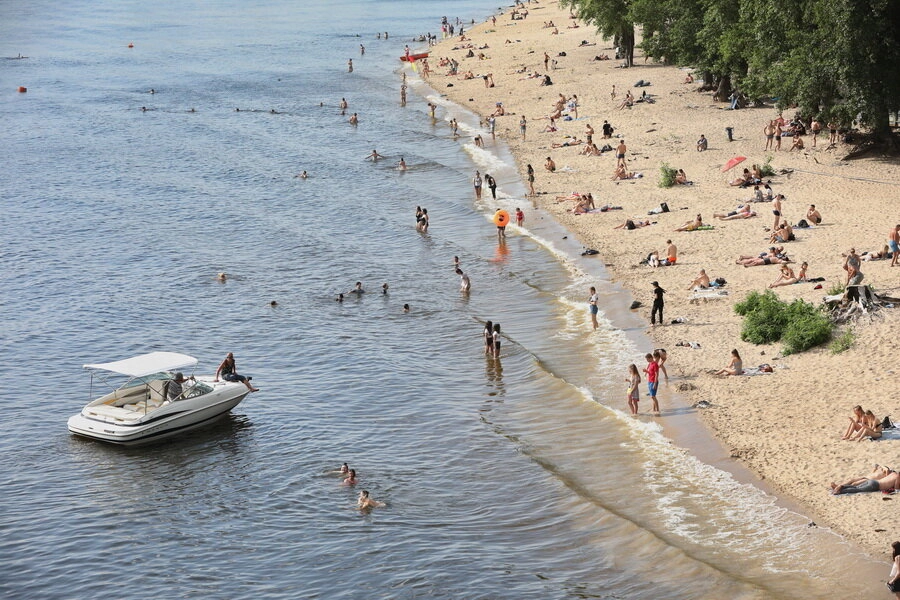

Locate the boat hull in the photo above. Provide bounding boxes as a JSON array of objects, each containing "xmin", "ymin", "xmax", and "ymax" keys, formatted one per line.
[
  {"xmin": 400, "ymin": 53, "xmax": 429, "ymax": 62},
  {"xmin": 68, "ymin": 382, "xmax": 249, "ymax": 445}
]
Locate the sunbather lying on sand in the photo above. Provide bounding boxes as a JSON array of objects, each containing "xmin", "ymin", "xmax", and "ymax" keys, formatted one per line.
[
  {"xmin": 614, "ymin": 219, "xmax": 651, "ymax": 230},
  {"xmin": 555, "ymin": 191, "xmax": 583, "ymax": 203},
  {"xmin": 714, "ymin": 205, "xmax": 756, "ymax": 220},
  {"xmin": 831, "ymin": 466, "xmax": 899, "ymax": 494},
  {"xmin": 674, "ymin": 214, "xmax": 703, "ymax": 231},
  {"xmin": 552, "ymin": 137, "xmax": 583, "ymax": 148}
]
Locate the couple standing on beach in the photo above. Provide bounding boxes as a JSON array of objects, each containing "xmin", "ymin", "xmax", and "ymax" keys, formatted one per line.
[{"xmin": 625, "ymin": 351, "xmax": 666, "ymax": 416}]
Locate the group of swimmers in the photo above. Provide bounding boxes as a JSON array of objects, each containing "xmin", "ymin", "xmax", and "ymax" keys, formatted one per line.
[{"xmin": 334, "ymin": 463, "xmax": 386, "ymax": 509}]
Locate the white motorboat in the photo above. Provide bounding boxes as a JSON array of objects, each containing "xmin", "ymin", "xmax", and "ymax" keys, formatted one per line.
[{"xmin": 67, "ymin": 352, "xmax": 251, "ymax": 445}]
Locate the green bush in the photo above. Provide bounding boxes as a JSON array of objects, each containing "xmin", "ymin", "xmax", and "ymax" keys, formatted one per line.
[
  {"xmin": 759, "ymin": 155, "xmax": 776, "ymax": 177},
  {"xmin": 659, "ymin": 162, "xmax": 677, "ymax": 188},
  {"xmin": 829, "ymin": 329, "xmax": 855, "ymax": 354},
  {"xmin": 782, "ymin": 300, "xmax": 833, "ymax": 354},
  {"xmin": 735, "ymin": 291, "xmax": 834, "ymax": 353}
]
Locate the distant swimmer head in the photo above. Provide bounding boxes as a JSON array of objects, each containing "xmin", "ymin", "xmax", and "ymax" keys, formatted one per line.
[
  {"xmin": 403, "ymin": 304, "xmax": 410, "ymax": 312},
  {"xmin": 217, "ymin": 272, "xmax": 227, "ymax": 281},
  {"xmin": 269, "ymin": 300, "xmax": 278, "ymax": 307},
  {"xmin": 337, "ymin": 293, "xmax": 344, "ymax": 302}
]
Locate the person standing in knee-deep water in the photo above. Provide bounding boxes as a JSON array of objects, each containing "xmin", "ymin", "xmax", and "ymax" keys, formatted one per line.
[
  {"xmin": 650, "ymin": 281, "xmax": 665, "ymax": 326},
  {"xmin": 484, "ymin": 173, "xmax": 497, "ymax": 199},
  {"xmin": 643, "ymin": 353, "xmax": 660, "ymax": 415},
  {"xmin": 492, "ymin": 323, "xmax": 501, "ymax": 358},
  {"xmin": 473, "ymin": 170, "xmax": 483, "ymax": 199},
  {"xmin": 625, "ymin": 364, "xmax": 641, "ymax": 415},
  {"xmin": 483, "ymin": 320, "xmax": 494, "ymax": 355},
  {"xmin": 588, "ymin": 286, "xmax": 599, "ymax": 330}
]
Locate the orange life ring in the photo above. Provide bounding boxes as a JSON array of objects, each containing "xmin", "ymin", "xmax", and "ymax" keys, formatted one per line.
[{"xmin": 493, "ymin": 210, "xmax": 509, "ymax": 227}]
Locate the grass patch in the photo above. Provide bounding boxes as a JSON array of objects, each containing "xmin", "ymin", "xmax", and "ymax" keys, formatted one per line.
[
  {"xmin": 658, "ymin": 162, "xmax": 677, "ymax": 188},
  {"xmin": 734, "ymin": 290, "xmax": 834, "ymax": 353},
  {"xmin": 759, "ymin": 155, "xmax": 776, "ymax": 177},
  {"xmin": 830, "ymin": 329, "xmax": 855, "ymax": 354}
]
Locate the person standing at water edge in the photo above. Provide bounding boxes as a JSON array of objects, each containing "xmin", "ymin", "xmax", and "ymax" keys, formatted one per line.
[
  {"xmin": 625, "ymin": 364, "xmax": 641, "ymax": 415},
  {"xmin": 588, "ymin": 286, "xmax": 599, "ymax": 330},
  {"xmin": 348, "ymin": 58, "xmax": 353, "ymax": 72},
  {"xmin": 515, "ymin": 208, "xmax": 524, "ymax": 226},
  {"xmin": 215, "ymin": 352, "xmax": 259, "ymax": 392},
  {"xmin": 526, "ymin": 164, "xmax": 535, "ymax": 196},
  {"xmin": 643, "ymin": 353, "xmax": 660, "ymax": 415},
  {"xmin": 473, "ymin": 171, "xmax": 483, "ymax": 199},
  {"xmin": 650, "ymin": 281, "xmax": 665, "ymax": 326},
  {"xmin": 887, "ymin": 541, "xmax": 900, "ymax": 595},
  {"xmin": 484, "ymin": 173, "xmax": 497, "ymax": 199}
]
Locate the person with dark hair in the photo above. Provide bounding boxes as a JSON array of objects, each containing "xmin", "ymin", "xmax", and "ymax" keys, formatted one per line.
[
  {"xmin": 483, "ymin": 321, "xmax": 494, "ymax": 355},
  {"xmin": 715, "ymin": 349, "xmax": 743, "ymax": 376},
  {"xmin": 830, "ymin": 467, "xmax": 899, "ymax": 495},
  {"xmin": 650, "ymin": 281, "xmax": 665, "ymax": 326},
  {"xmin": 888, "ymin": 541, "xmax": 900, "ymax": 595},
  {"xmin": 643, "ymin": 353, "xmax": 660, "ymax": 415},
  {"xmin": 491, "ymin": 323, "xmax": 502, "ymax": 358},
  {"xmin": 358, "ymin": 490, "xmax": 385, "ymax": 509},
  {"xmin": 588, "ymin": 286, "xmax": 599, "ymax": 330},
  {"xmin": 484, "ymin": 173, "xmax": 497, "ymax": 199},
  {"xmin": 215, "ymin": 352, "xmax": 259, "ymax": 392},
  {"xmin": 343, "ymin": 469, "xmax": 358, "ymax": 485},
  {"xmin": 166, "ymin": 372, "xmax": 191, "ymax": 402}
]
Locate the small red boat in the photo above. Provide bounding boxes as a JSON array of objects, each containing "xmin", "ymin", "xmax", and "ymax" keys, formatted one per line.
[{"xmin": 400, "ymin": 52, "xmax": 429, "ymax": 62}]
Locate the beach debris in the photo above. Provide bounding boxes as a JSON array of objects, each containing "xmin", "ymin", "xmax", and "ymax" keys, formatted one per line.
[
  {"xmin": 693, "ymin": 400, "xmax": 711, "ymax": 408},
  {"xmin": 678, "ymin": 382, "xmax": 696, "ymax": 391},
  {"xmin": 581, "ymin": 248, "xmax": 599, "ymax": 256},
  {"xmin": 824, "ymin": 285, "xmax": 900, "ymax": 323},
  {"xmin": 629, "ymin": 300, "xmax": 642, "ymax": 310}
]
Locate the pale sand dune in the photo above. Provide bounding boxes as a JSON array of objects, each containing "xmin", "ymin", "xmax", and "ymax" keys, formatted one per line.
[{"xmin": 424, "ymin": 3, "xmax": 900, "ymax": 557}]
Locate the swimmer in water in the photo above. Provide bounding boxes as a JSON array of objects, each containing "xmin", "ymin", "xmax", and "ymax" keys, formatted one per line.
[
  {"xmin": 366, "ymin": 149, "xmax": 384, "ymax": 161},
  {"xmin": 398, "ymin": 157, "xmax": 407, "ymax": 170},
  {"xmin": 403, "ymin": 304, "xmax": 410, "ymax": 312},
  {"xmin": 349, "ymin": 113, "xmax": 358, "ymax": 124},
  {"xmin": 336, "ymin": 293, "xmax": 344, "ymax": 303},
  {"xmin": 343, "ymin": 469, "xmax": 358, "ymax": 485},
  {"xmin": 349, "ymin": 282, "xmax": 365, "ymax": 294},
  {"xmin": 269, "ymin": 300, "xmax": 278, "ymax": 307},
  {"xmin": 217, "ymin": 272, "xmax": 227, "ymax": 282},
  {"xmin": 382, "ymin": 283, "xmax": 389, "ymax": 294},
  {"xmin": 456, "ymin": 268, "xmax": 471, "ymax": 292},
  {"xmin": 357, "ymin": 490, "xmax": 385, "ymax": 509}
]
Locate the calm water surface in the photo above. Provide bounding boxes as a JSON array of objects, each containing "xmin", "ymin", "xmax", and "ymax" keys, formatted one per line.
[{"xmin": 0, "ymin": 1, "xmax": 882, "ymax": 598}]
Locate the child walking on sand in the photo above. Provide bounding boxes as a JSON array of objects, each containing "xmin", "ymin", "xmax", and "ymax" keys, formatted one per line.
[{"xmin": 626, "ymin": 364, "xmax": 641, "ymax": 415}]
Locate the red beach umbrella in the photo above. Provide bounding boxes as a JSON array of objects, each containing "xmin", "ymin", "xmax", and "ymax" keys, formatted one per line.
[{"xmin": 721, "ymin": 156, "xmax": 746, "ymax": 172}]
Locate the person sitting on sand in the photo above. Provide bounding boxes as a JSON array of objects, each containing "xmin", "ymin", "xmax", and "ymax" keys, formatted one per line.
[
  {"xmin": 580, "ymin": 142, "xmax": 601, "ymax": 156},
  {"xmin": 545, "ymin": 156, "xmax": 556, "ymax": 172},
  {"xmin": 674, "ymin": 214, "xmax": 703, "ymax": 232},
  {"xmin": 729, "ymin": 168, "xmax": 753, "ymax": 187},
  {"xmin": 715, "ymin": 349, "xmax": 744, "ymax": 376},
  {"xmin": 684, "ymin": 73, "xmax": 694, "ymax": 84},
  {"xmin": 769, "ymin": 222, "xmax": 795, "ymax": 243},
  {"xmin": 674, "ymin": 169, "xmax": 690, "ymax": 185},
  {"xmin": 611, "ymin": 164, "xmax": 633, "ymax": 181},
  {"xmin": 750, "ymin": 164, "xmax": 762, "ymax": 182},
  {"xmin": 763, "ymin": 184, "xmax": 775, "ymax": 202},
  {"xmin": 614, "ymin": 218, "xmax": 651, "ymax": 230},
  {"xmin": 714, "ymin": 205, "xmax": 756, "ymax": 220},
  {"xmin": 841, "ymin": 405, "xmax": 867, "ymax": 440},
  {"xmin": 790, "ymin": 134, "xmax": 805, "ymax": 151},
  {"xmin": 573, "ymin": 194, "xmax": 596, "ymax": 214},
  {"xmin": 617, "ymin": 90, "xmax": 634, "ymax": 110},
  {"xmin": 849, "ymin": 410, "xmax": 883, "ymax": 441},
  {"xmin": 831, "ymin": 467, "xmax": 899, "ymax": 495},
  {"xmin": 686, "ymin": 269, "xmax": 711, "ymax": 290},
  {"xmin": 795, "ymin": 261, "xmax": 809, "ymax": 281},
  {"xmin": 768, "ymin": 264, "xmax": 798, "ymax": 288},
  {"xmin": 491, "ymin": 103, "xmax": 505, "ymax": 117},
  {"xmin": 807, "ymin": 204, "xmax": 822, "ymax": 225}
]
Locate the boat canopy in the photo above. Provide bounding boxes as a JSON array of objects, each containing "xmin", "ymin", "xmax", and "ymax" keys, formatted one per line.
[{"xmin": 84, "ymin": 352, "xmax": 198, "ymax": 377}]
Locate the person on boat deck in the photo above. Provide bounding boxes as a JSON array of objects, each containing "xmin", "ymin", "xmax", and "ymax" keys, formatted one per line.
[
  {"xmin": 215, "ymin": 352, "xmax": 259, "ymax": 392},
  {"xmin": 167, "ymin": 372, "xmax": 191, "ymax": 402}
]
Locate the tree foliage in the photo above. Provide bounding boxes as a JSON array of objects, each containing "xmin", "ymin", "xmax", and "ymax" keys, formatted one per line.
[{"xmin": 564, "ymin": 0, "xmax": 900, "ymax": 135}]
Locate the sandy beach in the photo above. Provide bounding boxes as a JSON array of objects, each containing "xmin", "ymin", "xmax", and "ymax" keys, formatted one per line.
[{"xmin": 424, "ymin": 3, "xmax": 900, "ymax": 558}]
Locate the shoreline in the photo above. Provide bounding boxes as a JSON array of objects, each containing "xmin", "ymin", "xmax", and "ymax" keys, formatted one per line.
[{"xmin": 421, "ymin": 2, "xmax": 900, "ymax": 559}]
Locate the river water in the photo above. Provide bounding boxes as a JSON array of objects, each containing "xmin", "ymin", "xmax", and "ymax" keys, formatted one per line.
[{"xmin": 0, "ymin": 0, "xmax": 882, "ymax": 598}]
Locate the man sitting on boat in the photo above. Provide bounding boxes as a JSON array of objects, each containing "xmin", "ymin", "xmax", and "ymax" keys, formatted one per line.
[{"xmin": 166, "ymin": 372, "xmax": 191, "ymax": 402}]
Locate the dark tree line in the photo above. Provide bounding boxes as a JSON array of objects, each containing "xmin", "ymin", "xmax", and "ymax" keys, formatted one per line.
[{"xmin": 562, "ymin": 0, "xmax": 900, "ymax": 137}]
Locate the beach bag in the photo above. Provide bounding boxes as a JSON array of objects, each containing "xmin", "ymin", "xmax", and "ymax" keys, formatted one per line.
[
  {"xmin": 660, "ymin": 202, "xmax": 670, "ymax": 213},
  {"xmin": 714, "ymin": 277, "xmax": 727, "ymax": 286},
  {"xmin": 882, "ymin": 415, "xmax": 894, "ymax": 430},
  {"xmin": 797, "ymin": 219, "xmax": 809, "ymax": 228}
]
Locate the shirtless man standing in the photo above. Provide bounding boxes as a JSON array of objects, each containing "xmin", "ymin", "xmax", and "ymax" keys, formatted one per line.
[
  {"xmin": 772, "ymin": 194, "xmax": 783, "ymax": 231},
  {"xmin": 764, "ymin": 121, "xmax": 775, "ymax": 151},
  {"xmin": 616, "ymin": 140, "xmax": 627, "ymax": 167},
  {"xmin": 889, "ymin": 224, "xmax": 900, "ymax": 267}
]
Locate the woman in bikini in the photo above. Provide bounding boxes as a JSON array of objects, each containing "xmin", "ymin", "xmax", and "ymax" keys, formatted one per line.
[{"xmin": 841, "ymin": 405, "xmax": 866, "ymax": 440}]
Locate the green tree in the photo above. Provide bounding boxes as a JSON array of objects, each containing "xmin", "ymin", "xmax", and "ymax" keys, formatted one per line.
[{"xmin": 561, "ymin": 0, "xmax": 636, "ymax": 67}]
